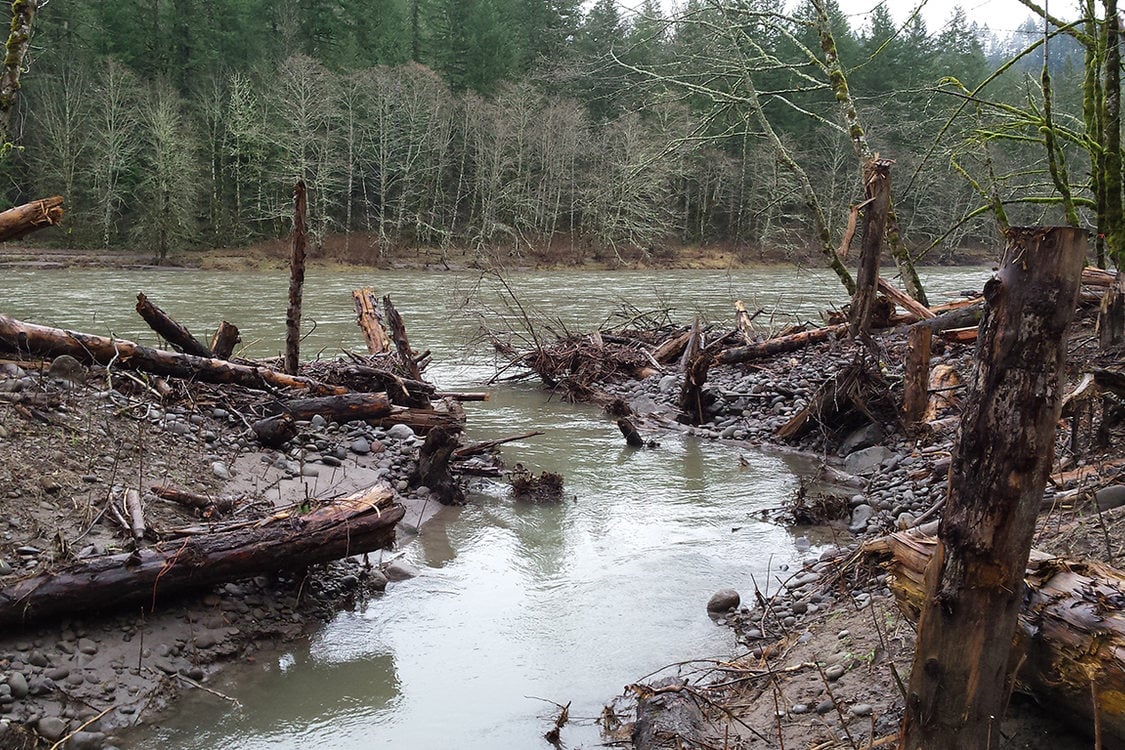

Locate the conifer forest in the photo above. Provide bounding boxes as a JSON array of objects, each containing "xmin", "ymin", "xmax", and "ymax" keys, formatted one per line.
[{"xmin": 6, "ymin": 1, "xmax": 1099, "ymax": 264}]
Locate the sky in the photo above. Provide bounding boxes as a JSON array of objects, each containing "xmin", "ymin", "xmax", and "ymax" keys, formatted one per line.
[{"xmin": 832, "ymin": 0, "xmax": 1074, "ymax": 34}]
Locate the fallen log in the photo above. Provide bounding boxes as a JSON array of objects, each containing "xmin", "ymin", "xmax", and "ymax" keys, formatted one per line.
[
  {"xmin": 914, "ymin": 300, "xmax": 983, "ymax": 333},
  {"xmin": 877, "ymin": 277, "xmax": 935, "ymax": 321},
  {"xmin": 135, "ymin": 293, "xmax": 213, "ymax": 357},
  {"xmin": 716, "ymin": 323, "xmax": 849, "ymax": 365},
  {"xmin": 352, "ymin": 287, "xmax": 391, "ymax": 354},
  {"xmin": 0, "ymin": 486, "xmax": 403, "ymax": 627},
  {"xmin": 0, "ymin": 314, "xmax": 347, "ymax": 396},
  {"xmin": 867, "ymin": 531, "xmax": 1125, "ymax": 747},
  {"xmin": 152, "ymin": 485, "xmax": 236, "ymax": 515},
  {"xmin": 251, "ymin": 393, "xmax": 393, "ymax": 445},
  {"xmin": 1096, "ymin": 367, "xmax": 1125, "ymax": 399},
  {"xmin": 938, "ymin": 326, "xmax": 978, "ymax": 343},
  {"xmin": 0, "ymin": 196, "xmax": 64, "ymax": 242},
  {"xmin": 266, "ymin": 392, "xmax": 392, "ymax": 422},
  {"xmin": 453, "ymin": 430, "xmax": 544, "ymax": 459},
  {"xmin": 651, "ymin": 329, "xmax": 691, "ymax": 364}
]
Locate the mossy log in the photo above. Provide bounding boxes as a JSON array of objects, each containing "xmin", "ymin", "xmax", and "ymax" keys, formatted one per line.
[
  {"xmin": 0, "ymin": 314, "xmax": 347, "ymax": 396},
  {"xmin": 866, "ymin": 531, "xmax": 1125, "ymax": 747},
  {"xmin": 0, "ymin": 486, "xmax": 403, "ymax": 627}
]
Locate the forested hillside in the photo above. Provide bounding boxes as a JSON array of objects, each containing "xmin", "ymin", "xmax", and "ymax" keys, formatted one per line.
[{"xmin": 5, "ymin": 0, "xmax": 1089, "ymax": 264}]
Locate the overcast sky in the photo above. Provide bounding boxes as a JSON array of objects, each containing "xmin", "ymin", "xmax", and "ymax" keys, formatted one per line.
[{"xmin": 832, "ymin": 0, "xmax": 1075, "ymax": 34}]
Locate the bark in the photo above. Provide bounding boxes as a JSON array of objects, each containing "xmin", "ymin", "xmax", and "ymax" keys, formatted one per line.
[
  {"xmin": 651, "ymin": 329, "xmax": 691, "ymax": 364},
  {"xmin": 850, "ymin": 159, "xmax": 891, "ymax": 336},
  {"xmin": 0, "ymin": 486, "xmax": 403, "ymax": 627},
  {"xmin": 869, "ymin": 531, "xmax": 1125, "ymax": 747},
  {"xmin": 0, "ymin": 314, "xmax": 347, "ymax": 396},
  {"xmin": 716, "ymin": 323, "xmax": 849, "ymax": 365},
  {"xmin": 411, "ymin": 426, "xmax": 464, "ymax": 505},
  {"xmin": 285, "ymin": 180, "xmax": 308, "ymax": 375},
  {"xmin": 352, "ymin": 287, "xmax": 391, "ymax": 354},
  {"xmin": 0, "ymin": 196, "xmax": 62, "ymax": 242},
  {"xmin": 902, "ymin": 325, "xmax": 933, "ymax": 427},
  {"xmin": 902, "ymin": 226, "xmax": 1087, "ymax": 750},
  {"xmin": 209, "ymin": 321, "xmax": 241, "ymax": 360},
  {"xmin": 266, "ymin": 392, "xmax": 392, "ymax": 423},
  {"xmin": 384, "ymin": 295, "xmax": 422, "ymax": 380},
  {"xmin": 135, "ymin": 293, "xmax": 213, "ymax": 357}
]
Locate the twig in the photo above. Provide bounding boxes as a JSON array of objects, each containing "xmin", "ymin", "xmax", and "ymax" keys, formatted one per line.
[{"xmin": 48, "ymin": 705, "xmax": 113, "ymax": 750}]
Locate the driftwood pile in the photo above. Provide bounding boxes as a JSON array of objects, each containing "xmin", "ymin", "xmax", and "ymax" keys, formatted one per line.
[{"xmin": 0, "ymin": 271, "xmax": 474, "ymax": 627}]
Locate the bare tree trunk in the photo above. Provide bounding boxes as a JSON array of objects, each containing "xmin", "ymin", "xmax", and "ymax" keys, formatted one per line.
[
  {"xmin": 285, "ymin": 179, "xmax": 307, "ymax": 375},
  {"xmin": 902, "ymin": 226, "xmax": 1087, "ymax": 749},
  {"xmin": 850, "ymin": 159, "xmax": 890, "ymax": 336},
  {"xmin": 0, "ymin": 0, "xmax": 37, "ymax": 139},
  {"xmin": 902, "ymin": 325, "xmax": 933, "ymax": 427}
]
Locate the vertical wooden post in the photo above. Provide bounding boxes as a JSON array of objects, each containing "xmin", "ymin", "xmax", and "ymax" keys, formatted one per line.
[
  {"xmin": 850, "ymin": 159, "xmax": 892, "ymax": 336},
  {"xmin": 352, "ymin": 287, "xmax": 391, "ymax": 354},
  {"xmin": 285, "ymin": 180, "xmax": 307, "ymax": 376},
  {"xmin": 902, "ymin": 324, "xmax": 933, "ymax": 426},
  {"xmin": 902, "ymin": 226, "xmax": 1087, "ymax": 749},
  {"xmin": 383, "ymin": 294, "xmax": 421, "ymax": 380},
  {"xmin": 209, "ymin": 321, "xmax": 241, "ymax": 360}
]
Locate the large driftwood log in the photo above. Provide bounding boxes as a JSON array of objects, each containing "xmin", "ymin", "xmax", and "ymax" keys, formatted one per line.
[
  {"xmin": 902, "ymin": 226, "xmax": 1087, "ymax": 749},
  {"xmin": 251, "ymin": 393, "xmax": 393, "ymax": 445},
  {"xmin": 0, "ymin": 314, "xmax": 347, "ymax": 396},
  {"xmin": 0, "ymin": 486, "xmax": 403, "ymax": 627},
  {"xmin": 135, "ymin": 293, "xmax": 213, "ymax": 357},
  {"xmin": 878, "ymin": 277, "xmax": 936, "ymax": 322},
  {"xmin": 352, "ymin": 287, "xmax": 391, "ymax": 354},
  {"xmin": 867, "ymin": 531, "xmax": 1125, "ymax": 747},
  {"xmin": 0, "ymin": 196, "xmax": 64, "ymax": 242},
  {"xmin": 716, "ymin": 323, "xmax": 849, "ymax": 365}
]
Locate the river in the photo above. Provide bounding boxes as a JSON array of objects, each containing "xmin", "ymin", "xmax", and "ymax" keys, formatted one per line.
[{"xmin": 4, "ymin": 265, "xmax": 991, "ymax": 749}]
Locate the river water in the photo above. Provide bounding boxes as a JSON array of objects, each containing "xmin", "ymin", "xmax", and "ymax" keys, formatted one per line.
[{"xmin": 4, "ymin": 265, "xmax": 990, "ymax": 749}]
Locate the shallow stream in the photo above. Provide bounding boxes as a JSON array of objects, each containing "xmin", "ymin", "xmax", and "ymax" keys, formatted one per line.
[{"xmin": 4, "ymin": 265, "xmax": 990, "ymax": 748}]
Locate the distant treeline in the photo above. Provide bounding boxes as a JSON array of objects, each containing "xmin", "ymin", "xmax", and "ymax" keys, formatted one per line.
[{"xmin": 8, "ymin": 0, "xmax": 1083, "ymax": 262}]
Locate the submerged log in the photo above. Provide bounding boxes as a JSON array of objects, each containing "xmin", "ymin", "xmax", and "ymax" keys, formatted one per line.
[
  {"xmin": 0, "ymin": 196, "xmax": 64, "ymax": 242},
  {"xmin": 0, "ymin": 314, "xmax": 347, "ymax": 396},
  {"xmin": 618, "ymin": 417, "xmax": 644, "ymax": 447},
  {"xmin": 0, "ymin": 486, "xmax": 403, "ymax": 627},
  {"xmin": 453, "ymin": 431, "xmax": 544, "ymax": 459},
  {"xmin": 868, "ymin": 531, "xmax": 1125, "ymax": 747},
  {"xmin": 135, "ymin": 293, "xmax": 213, "ymax": 357},
  {"xmin": 716, "ymin": 323, "xmax": 849, "ymax": 365}
]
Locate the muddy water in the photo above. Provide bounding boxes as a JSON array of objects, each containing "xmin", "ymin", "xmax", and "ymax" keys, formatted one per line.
[{"xmin": 4, "ymin": 265, "xmax": 990, "ymax": 749}]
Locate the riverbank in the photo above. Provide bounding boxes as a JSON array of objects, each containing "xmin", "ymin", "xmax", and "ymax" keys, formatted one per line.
[
  {"xmin": 561, "ymin": 283, "xmax": 1122, "ymax": 747},
  {"xmin": 0, "ymin": 353, "xmax": 449, "ymax": 749},
  {"xmin": 0, "ymin": 235, "xmax": 994, "ymax": 274}
]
